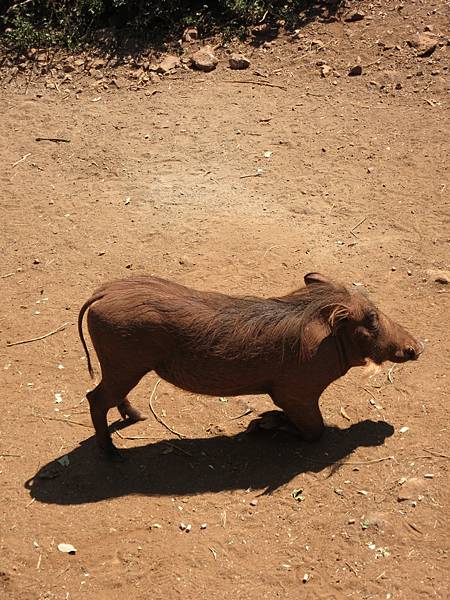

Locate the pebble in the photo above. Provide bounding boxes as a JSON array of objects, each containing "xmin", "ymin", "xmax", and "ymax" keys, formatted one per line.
[
  {"xmin": 182, "ymin": 27, "xmax": 198, "ymax": 43},
  {"xmin": 229, "ymin": 53, "xmax": 250, "ymax": 70},
  {"xmin": 398, "ymin": 477, "xmax": 428, "ymax": 502},
  {"xmin": 408, "ymin": 33, "xmax": 438, "ymax": 57},
  {"xmin": 156, "ymin": 55, "xmax": 181, "ymax": 74},
  {"xmin": 190, "ymin": 47, "xmax": 218, "ymax": 72},
  {"xmin": 427, "ymin": 269, "xmax": 449, "ymax": 284},
  {"xmin": 361, "ymin": 512, "xmax": 388, "ymax": 532},
  {"xmin": 345, "ymin": 10, "xmax": 365, "ymax": 22},
  {"xmin": 348, "ymin": 64, "xmax": 363, "ymax": 76},
  {"xmin": 321, "ymin": 64, "xmax": 333, "ymax": 77}
]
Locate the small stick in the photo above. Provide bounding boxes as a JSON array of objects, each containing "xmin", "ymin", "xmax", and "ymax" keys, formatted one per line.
[
  {"xmin": 240, "ymin": 171, "xmax": 264, "ymax": 179},
  {"xmin": 26, "ymin": 497, "xmax": 36, "ymax": 508},
  {"xmin": 345, "ymin": 561, "xmax": 358, "ymax": 576},
  {"xmin": 35, "ymin": 137, "xmax": 71, "ymax": 143},
  {"xmin": 0, "ymin": 453, "xmax": 22, "ymax": 458},
  {"xmin": 148, "ymin": 379, "xmax": 184, "ymax": 439},
  {"xmin": 387, "ymin": 365, "xmax": 395, "ymax": 384},
  {"xmin": 296, "ymin": 453, "xmax": 394, "ymax": 466},
  {"xmin": 226, "ymin": 80, "xmax": 287, "ymax": 91},
  {"xmin": 6, "ymin": 322, "xmax": 71, "ymax": 347},
  {"xmin": 423, "ymin": 448, "xmax": 450, "ymax": 460},
  {"xmin": 350, "ymin": 216, "xmax": 367, "ymax": 233},
  {"xmin": 36, "ymin": 553, "xmax": 42, "ymax": 570},
  {"xmin": 34, "ymin": 414, "xmax": 93, "ymax": 429},
  {"xmin": 12, "ymin": 153, "xmax": 31, "ymax": 168},
  {"xmin": 1, "ymin": 272, "xmax": 15, "ymax": 278},
  {"xmin": 113, "ymin": 430, "xmax": 155, "ymax": 440},
  {"xmin": 341, "ymin": 456, "xmax": 394, "ymax": 466},
  {"xmin": 263, "ymin": 245, "xmax": 280, "ymax": 259},
  {"xmin": 230, "ymin": 408, "xmax": 253, "ymax": 420},
  {"xmin": 405, "ymin": 520, "xmax": 423, "ymax": 534},
  {"xmin": 162, "ymin": 441, "xmax": 193, "ymax": 457},
  {"xmin": 363, "ymin": 387, "xmax": 379, "ymax": 402}
]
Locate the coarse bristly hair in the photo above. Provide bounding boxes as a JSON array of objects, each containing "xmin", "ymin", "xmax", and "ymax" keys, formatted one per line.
[{"xmin": 165, "ymin": 282, "xmax": 355, "ymax": 362}]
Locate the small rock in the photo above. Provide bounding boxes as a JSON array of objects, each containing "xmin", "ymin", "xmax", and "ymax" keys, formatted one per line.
[
  {"xmin": 361, "ymin": 512, "xmax": 387, "ymax": 532},
  {"xmin": 345, "ymin": 10, "xmax": 365, "ymax": 22},
  {"xmin": 57, "ymin": 543, "xmax": 77, "ymax": 554},
  {"xmin": 348, "ymin": 64, "xmax": 363, "ymax": 76},
  {"xmin": 229, "ymin": 53, "xmax": 250, "ymax": 70},
  {"xmin": 200, "ymin": 523, "xmax": 208, "ymax": 529},
  {"xmin": 91, "ymin": 58, "xmax": 106, "ymax": 69},
  {"xmin": 190, "ymin": 47, "xmax": 218, "ymax": 72},
  {"xmin": 427, "ymin": 269, "xmax": 449, "ymax": 284},
  {"xmin": 182, "ymin": 27, "xmax": 198, "ymax": 43},
  {"xmin": 408, "ymin": 33, "xmax": 438, "ymax": 57},
  {"xmin": 33, "ymin": 258, "xmax": 40, "ymax": 264},
  {"xmin": 157, "ymin": 55, "xmax": 181, "ymax": 74},
  {"xmin": 398, "ymin": 477, "xmax": 428, "ymax": 502},
  {"xmin": 311, "ymin": 39, "xmax": 325, "ymax": 49},
  {"xmin": 320, "ymin": 64, "xmax": 333, "ymax": 77},
  {"xmin": 249, "ymin": 499, "xmax": 258, "ymax": 507}
]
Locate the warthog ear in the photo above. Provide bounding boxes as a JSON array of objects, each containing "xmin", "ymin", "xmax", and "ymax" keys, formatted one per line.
[
  {"xmin": 304, "ymin": 272, "xmax": 334, "ymax": 286},
  {"xmin": 328, "ymin": 305, "xmax": 350, "ymax": 330}
]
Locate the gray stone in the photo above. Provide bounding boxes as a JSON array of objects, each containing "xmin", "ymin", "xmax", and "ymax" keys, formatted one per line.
[
  {"xmin": 156, "ymin": 55, "xmax": 181, "ymax": 74},
  {"xmin": 348, "ymin": 64, "xmax": 363, "ymax": 76},
  {"xmin": 229, "ymin": 53, "xmax": 250, "ymax": 70},
  {"xmin": 191, "ymin": 47, "xmax": 218, "ymax": 72}
]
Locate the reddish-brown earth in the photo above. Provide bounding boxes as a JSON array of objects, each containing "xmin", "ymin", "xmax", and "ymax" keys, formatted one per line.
[{"xmin": 1, "ymin": 1, "xmax": 449, "ymax": 598}]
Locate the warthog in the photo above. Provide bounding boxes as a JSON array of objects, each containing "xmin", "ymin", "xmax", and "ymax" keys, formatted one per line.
[{"xmin": 78, "ymin": 272, "xmax": 422, "ymax": 458}]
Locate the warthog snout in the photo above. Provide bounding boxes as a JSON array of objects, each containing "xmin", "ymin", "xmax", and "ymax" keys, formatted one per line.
[{"xmin": 393, "ymin": 339, "xmax": 424, "ymax": 363}]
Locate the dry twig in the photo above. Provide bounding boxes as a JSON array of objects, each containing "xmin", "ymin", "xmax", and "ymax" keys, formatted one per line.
[
  {"xmin": 230, "ymin": 408, "xmax": 253, "ymax": 420},
  {"xmin": 148, "ymin": 379, "xmax": 184, "ymax": 439},
  {"xmin": 35, "ymin": 137, "xmax": 70, "ymax": 143},
  {"xmin": 226, "ymin": 80, "xmax": 287, "ymax": 91},
  {"xmin": 12, "ymin": 153, "xmax": 31, "ymax": 168},
  {"xmin": 6, "ymin": 322, "xmax": 71, "ymax": 347},
  {"xmin": 34, "ymin": 414, "xmax": 93, "ymax": 429},
  {"xmin": 162, "ymin": 441, "xmax": 193, "ymax": 456},
  {"xmin": 350, "ymin": 216, "xmax": 367, "ymax": 237},
  {"xmin": 423, "ymin": 448, "xmax": 450, "ymax": 460},
  {"xmin": 296, "ymin": 453, "xmax": 394, "ymax": 466},
  {"xmin": 113, "ymin": 430, "xmax": 154, "ymax": 441}
]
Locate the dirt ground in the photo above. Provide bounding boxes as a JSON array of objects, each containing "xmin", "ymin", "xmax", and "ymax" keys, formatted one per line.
[{"xmin": 1, "ymin": 1, "xmax": 449, "ymax": 599}]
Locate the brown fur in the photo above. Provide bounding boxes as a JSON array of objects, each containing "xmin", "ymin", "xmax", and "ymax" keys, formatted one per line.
[{"xmin": 78, "ymin": 272, "xmax": 423, "ymax": 459}]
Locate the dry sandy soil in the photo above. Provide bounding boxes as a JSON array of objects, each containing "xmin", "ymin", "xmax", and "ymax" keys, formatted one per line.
[{"xmin": 1, "ymin": 1, "xmax": 449, "ymax": 598}]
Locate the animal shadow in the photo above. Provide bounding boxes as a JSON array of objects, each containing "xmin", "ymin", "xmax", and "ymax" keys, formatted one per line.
[{"xmin": 25, "ymin": 414, "xmax": 394, "ymax": 505}]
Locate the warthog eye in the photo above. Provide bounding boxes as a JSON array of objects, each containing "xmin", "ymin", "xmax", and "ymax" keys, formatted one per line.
[{"xmin": 365, "ymin": 310, "xmax": 379, "ymax": 332}]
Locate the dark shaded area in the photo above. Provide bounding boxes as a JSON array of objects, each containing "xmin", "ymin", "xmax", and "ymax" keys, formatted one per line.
[
  {"xmin": 25, "ymin": 414, "xmax": 394, "ymax": 505},
  {"xmin": 1, "ymin": 1, "xmax": 344, "ymax": 53}
]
